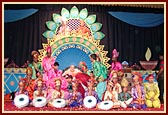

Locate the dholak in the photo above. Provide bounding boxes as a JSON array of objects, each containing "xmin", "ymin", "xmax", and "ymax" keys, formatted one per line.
[
  {"xmin": 14, "ymin": 94, "xmax": 29, "ymax": 108},
  {"xmin": 52, "ymin": 98, "xmax": 66, "ymax": 108},
  {"xmin": 83, "ymin": 96, "xmax": 97, "ymax": 108},
  {"xmin": 32, "ymin": 97, "xmax": 47, "ymax": 107},
  {"xmin": 98, "ymin": 101, "xmax": 113, "ymax": 110}
]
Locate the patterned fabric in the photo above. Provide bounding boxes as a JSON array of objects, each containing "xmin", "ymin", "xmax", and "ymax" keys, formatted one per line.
[
  {"xmin": 118, "ymin": 92, "xmax": 132, "ymax": 101},
  {"xmin": 68, "ymin": 92, "xmax": 83, "ymax": 107},
  {"xmin": 144, "ymin": 83, "xmax": 160, "ymax": 108}
]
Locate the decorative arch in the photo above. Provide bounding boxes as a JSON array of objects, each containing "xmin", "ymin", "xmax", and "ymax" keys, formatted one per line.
[{"xmin": 38, "ymin": 6, "xmax": 110, "ymax": 69}]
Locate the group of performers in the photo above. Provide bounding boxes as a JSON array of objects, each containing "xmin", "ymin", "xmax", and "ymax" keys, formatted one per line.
[{"xmin": 13, "ymin": 47, "xmax": 162, "ymax": 110}]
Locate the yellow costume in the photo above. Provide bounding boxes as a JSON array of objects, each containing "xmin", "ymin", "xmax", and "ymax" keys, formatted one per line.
[{"xmin": 144, "ymin": 74, "xmax": 160, "ymax": 108}]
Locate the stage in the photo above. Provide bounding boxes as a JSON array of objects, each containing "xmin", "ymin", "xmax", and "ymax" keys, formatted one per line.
[{"xmin": 4, "ymin": 101, "xmax": 164, "ymax": 112}]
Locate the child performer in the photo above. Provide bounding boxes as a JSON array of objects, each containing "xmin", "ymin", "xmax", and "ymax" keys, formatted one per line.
[
  {"xmin": 118, "ymin": 78, "xmax": 133, "ymax": 108},
  {"xmin": 144, "ymin": 74, "xmax": 160, "ymax": 108}
]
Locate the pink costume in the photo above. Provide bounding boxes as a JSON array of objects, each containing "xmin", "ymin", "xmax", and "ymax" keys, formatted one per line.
[
  {"xmin": 42, "ymin": 46, "xmax": 56, "ymax": 87},
  {"xmin": 109, "ymin": 49, "xmax": 122, "ymax": 79}
]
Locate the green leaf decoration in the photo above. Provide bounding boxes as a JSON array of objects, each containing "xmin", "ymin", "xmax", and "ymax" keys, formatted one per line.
[
  {"xmin": 52, "ymin": 13, "xmax": 61, "ymax": 24},
  {"xmin": 93, "ymin": 32, "xmax": 105, "ymax": 40},
  {"xmin": 79, "ymin": 8, "xmax": 88, "ymax": 20},
  {"xmin": 70, "ymin": 6, "xmax": 79, "ymax": 18},
  {"xmin": 90, "ymin": 23, "xmax": 102, "ymax": 32},
  {"xmin": 46, "ymin": 21, "xmax": 57, "ymax": 31},
  {"xmin": 85, "ymin": 15, "xmax": 96, "ymax": 25},
  {"xmin": 61, "ymin": 8, "xmax": 70, "ymax": 19},
  {"xmin": 43, "ymin": 30, "xmax": 55, "ymax": 39}
]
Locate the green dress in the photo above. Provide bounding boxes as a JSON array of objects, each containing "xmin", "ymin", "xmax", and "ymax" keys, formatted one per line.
[
  {"xmin": 28, "ymin": 61, "xmax": 43, "ymax": 79},
  {"xmin": 92, "ymin": 61, "xmax": 107, "ymax": 80}
]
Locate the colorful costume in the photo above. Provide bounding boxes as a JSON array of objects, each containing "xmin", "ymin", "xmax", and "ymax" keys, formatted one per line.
[
  {"xmin": 28, "ymin": 51, "xmax": 43, "ymax": 80},
  {"xmin": 68, "ymin": 82, "xmax": 83, "ymax": 107},
  {"xmin": 92, "ymin": 61, "xmax": 107, "ymax": 80},
  {"xmin": 96, "ymin": 79, "xmax": 107, "ymax": 101},
  {"xmin": 118, "ymin": 78, "xmax": 133, "ymax": 108},
  {"xmin": 144, "ymin": 74, "xmax": 160, "ymax": 108},
  {"xmin": 24, "ymin": 67, "xmax": 35, "ymax": 101},
  {"xmin": 131, "ymin": 72, "xmax": 146, "ymax": 109},
  {"xmin": 42, "ymin": 46, "xmax": 56, "ymax": 86},
  {"xmin": 109, "ymin": 49, "xmax": 122, "ymax": 79}
]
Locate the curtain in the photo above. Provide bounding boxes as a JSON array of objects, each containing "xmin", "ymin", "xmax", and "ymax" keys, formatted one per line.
[
  {"xmin": 4, "ymin": 9, "xmax": 38, "ymax": 23},
  {"xmin": 108, "ymin": 12, "xmax": 164, "ymax": 27}
]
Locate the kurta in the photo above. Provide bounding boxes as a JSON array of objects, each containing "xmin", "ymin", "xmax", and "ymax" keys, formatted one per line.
[
  {"xmin": 68, "ymin": 92, "xmax": 83, "ymax": 107},
  {"xmin": 131, "ymin": 85, "xmax": 147, "ymax": 109},
  {"xmin": 118, "ymin": 92, "xmax": 133, "ymax": 108},
  {"xmin": 109, "ymin": 62, "xmax": 122, "ymax": 79},
  {"xmin": 28, "ymin": 62, "xmax": 43, "ymax": 80},
  {"xmin": 33, "ymin": 90, "xmax": 47, "ymax": 99},
  {"xmin": 144, "ymin": 82, "xmax": 160, "ymax": 108},
  {"xmin": 92, "ymin": 61, "xmax": 107, "ymax": 80}
]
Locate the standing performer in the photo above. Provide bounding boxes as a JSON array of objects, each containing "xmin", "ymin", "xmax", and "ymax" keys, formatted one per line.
[
  {"xmin": 144, "ymin": 74, "xmax": 160, "ymax": 108},
  {"xmin": 89, "ymin": 54, "xmax": 107, "ymax": 80},
  {"xmin": 42, "ymin": 46, "xmax": 55, "ymax": 87},
  {"xmin": 156, "ymin": 52, "xmax": 164, "ymax": 104},
  {"xmin": 29, "ymin": 51, "xmax": 43, "ymax": 80},
  {"xmin": 109, "ymin": 49, "xmax": 122, "ymax": 79}
]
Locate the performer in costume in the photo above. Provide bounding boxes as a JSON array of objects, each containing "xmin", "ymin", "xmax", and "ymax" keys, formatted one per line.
[
  {"xmin": 48, "ymin": 78, "xmax": 65, "ymax": 106},
  {"xmin": 90, "ymin": 54, "xmax": 107, "ymax": 80},
  {"xmin": 118, "ymin": 78, "xmax": 133, "ymax": 108},
  {"xmin": 131, "ymin": 72, "xmax": 147, "ymax": 109},
  {"xmin": 53, "ymin": 62, "xmax": 68, "ymax": 90},
  {"xmin": 29, "ymin": 51, "xmax": 43, "ymax": 80},
  {"xmin": 42, "ymin": 46, "xmax": 55, "ymax": 87},
  {"xmin": 33, "ymin": 78, "xmax": 47, "ymax": 99},
  {"xmin": 84, "ymin": 80, "xmax": 99, "ymax": 101},
  {"xmin": 78, "ymin": 61, "xmax": 91, "ymax": 75},
  {"xmin": 58, "ymin": 17, "xmax": 71, "ymax": 35},
  {"xmin": 15, "ymin": 79, "xmax": 28, "ymax": 96},
  {"xmin": 144, "ymin": 74, "xmax": 160, "ymax": 108},
  {"xmin": 24, "ymin": 67, "xmax": 35, "ymax": 101},
  {"xmin": 68, "ymin": 81, "xmax": 83, "ymax": 108},
  {"xmin": 64, "ymin": 74, "xmax": 73, "ymax": 93},
  {"xmin": 109, "ymin": 49, "xmax": 122, "ymax": 79},
  {"xmin": 95, "ymin": 77, "xmax": 107, "ymax": 101},
  {"xmin": 110, "ymin": 71, "xmax": 122, "ymax": 100}
]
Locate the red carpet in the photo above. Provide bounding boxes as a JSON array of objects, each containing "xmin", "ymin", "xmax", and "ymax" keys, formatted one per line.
[{"xmin": 4, "ymin": 101, "xmax": 164, "ymax": 111}]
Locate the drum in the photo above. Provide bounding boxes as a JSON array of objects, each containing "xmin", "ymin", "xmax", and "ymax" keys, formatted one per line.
[
  {"xmin": 14, "ymin": 94, "xmax": 29, "ymax": 108},
  {"xmin": 98, "ymin": 101, "xmax": 113, "ymax": 110},
  {"xmin": 32, "ymin": 97, "xmax": 47, "ymax": 107},
  {"xmin": 52, "ymin": 98, "xmax": 66, "ymax": 108},
  {"xmin": 83, "ymin": 96, "xmax": 97, "ymax": 108}
]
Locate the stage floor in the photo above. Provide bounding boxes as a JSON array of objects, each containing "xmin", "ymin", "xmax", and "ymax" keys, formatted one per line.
[{"xmin": 4, "ymin": 101, "xmax": 164, "ymax": 112}]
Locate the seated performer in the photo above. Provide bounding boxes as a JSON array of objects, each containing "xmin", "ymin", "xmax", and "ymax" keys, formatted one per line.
[
  {"xmin": 84, "ymin": 80, "xmax": 99, "ymax": 101},
  {"xmin": 15, "ymin": 79, "xmax": 28, "ymax": 96},
  {"xmin": 118, "ymin": 78, "xmax": 133, "ymax": 108},
  {"xmin": 144, "ymin": 74, "xmax": 160, "ymax": 108},
  {"xmin": 24, "ymin": 67, "xmax": 35, "ymax": 101},
  {"xmin": 33, "ymin": 78, "xmax": 47, "ymax": 99},
  {"xmin": 29, "ymin": 51, "xmax": 43, "ymax": 80},
  {"xmin": 48, "ymin": 78, "xmax": 65, "ymax": 106},
  {"xmin": 131, "ymin": 72, "xmax": 147, "ymax": 109},
  {"xmin": 68, "ymin": 81, "xmax": 83, "ymax": 108},
  {"xmin": 110, "ymin": 71, "xmax": 122, "ymax": 101}
]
